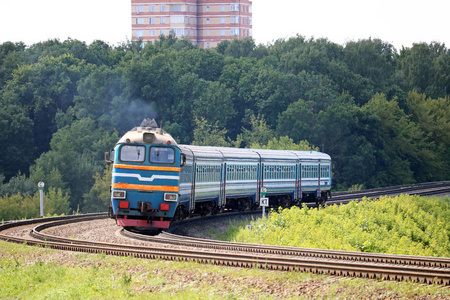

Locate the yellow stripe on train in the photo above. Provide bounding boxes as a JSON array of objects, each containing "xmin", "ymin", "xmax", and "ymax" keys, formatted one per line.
[
  {"xmin": 114, "ymin": 164, "xmax": 180, "ymax": 172},
  {"xmin": 113, "ymin": 183, "xmax": 179, "ymax": 192}
]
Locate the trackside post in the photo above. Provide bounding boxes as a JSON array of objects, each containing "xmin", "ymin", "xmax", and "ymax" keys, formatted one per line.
[
  {"xmin": 260, "ymin": 186, "xmax": 268, "ymax": 218},
  {"xmin": 38, "ymin": 181, "xmax": 45, "ymax": 217}
]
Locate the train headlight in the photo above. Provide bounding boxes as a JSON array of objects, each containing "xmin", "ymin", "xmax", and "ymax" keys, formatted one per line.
[
  {"xmin": 113, "ymin": 190, "xmax": 126, "ymax": 199},
  {"xmin": 143, "ymin": 133, "xmax": 155, "ymax": 143},
  {"xmin": 164, "ymin": 193, "xmax": 178, "ymax": 202}
]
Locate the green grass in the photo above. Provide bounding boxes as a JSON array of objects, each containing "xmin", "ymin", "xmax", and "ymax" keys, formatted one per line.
[
  {"xmin": 226, "ymin": 195, "xmax": 450, "ymax": 257},
  {"xmin": 1, "ymin": 239, "xmax": 449, "ymax": 299}
]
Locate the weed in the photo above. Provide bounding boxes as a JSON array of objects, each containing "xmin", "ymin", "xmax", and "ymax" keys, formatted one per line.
[
  {"xmin": 121, "ymin": 272, "xmax": 132, "ymax": 286},
  {"xmin": 0, "ymin": 239, "xmax": 448, "ymax": 299},
  {"xmin": 226, "ymin": 195, "xmax": 450, "ymax": 257}
]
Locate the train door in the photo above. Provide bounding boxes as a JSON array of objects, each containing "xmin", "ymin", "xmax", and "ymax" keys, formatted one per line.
[
  {"xmin": 220, "ymin": 162, "xmax": 226, "ymax": 209},
  {"xmin": 295, "ymin": 163, "xmax": 302, "ymax": 203}
]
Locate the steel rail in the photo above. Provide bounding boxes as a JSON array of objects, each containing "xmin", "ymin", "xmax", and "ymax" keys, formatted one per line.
[
  {"xmin": 1, "ymin": 182, "xmax": 449, "ymax": 285},
  {"xmin": 331, "ymin": 181, "xmax": 450, "ymax": 200},
  {"xmin": 10, "ymin": 227, "xmax": 450, "ymax": 285},
  {"xmin": 27, "ymin": 215, "xmax": 450, "ymax": 286}
]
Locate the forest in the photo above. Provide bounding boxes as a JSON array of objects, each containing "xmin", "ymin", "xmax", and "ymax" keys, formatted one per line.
[{"xmin": 0, "ymin": 35, "xmax": 449, "ymax": 219}]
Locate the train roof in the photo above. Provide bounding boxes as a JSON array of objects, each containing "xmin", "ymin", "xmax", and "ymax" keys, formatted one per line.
[
  {"xmin": 178, "ymin": 145, "xmax": 331, "ymax": 162},
  {"xmin": 117, "ymin": 127, "xmax": 177, "ymax": 146},
  {"xmin": 116, "ymin": 124, "xmax": 331, "ymax": 163}
]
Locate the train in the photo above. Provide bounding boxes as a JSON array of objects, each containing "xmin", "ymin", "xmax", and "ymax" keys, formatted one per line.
[{"xmin": 106, "ymin": 119, "xmax": 332, "ymax": 229}]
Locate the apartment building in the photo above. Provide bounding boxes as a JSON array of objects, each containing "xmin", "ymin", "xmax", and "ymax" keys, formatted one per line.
[{"xmin": 131, "ymin": 0, "xmax": 252, "ymax": 48}]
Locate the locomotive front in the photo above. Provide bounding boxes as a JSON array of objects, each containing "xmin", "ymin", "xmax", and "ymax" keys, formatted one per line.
[{"xmin": 108, "ymin": 120, "xmax": 181, "ymax": 229}]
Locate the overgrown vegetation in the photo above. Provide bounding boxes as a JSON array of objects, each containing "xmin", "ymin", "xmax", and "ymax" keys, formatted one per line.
[
  {"xmin": 0, "ymin": 240, "xmax": 448, "ymax": 299},
  {"xmin": 0, "ymin": 36, "xmax": 449, "ymax": 220},
  {"xmin": 226, "ymin": 195, "xmax": 450, "ymax": 257}
]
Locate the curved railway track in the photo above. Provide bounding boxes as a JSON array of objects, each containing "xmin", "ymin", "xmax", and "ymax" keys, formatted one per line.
[{"xmin": 0, "ymin": 182, "xmax": 449, "ymax": 286}]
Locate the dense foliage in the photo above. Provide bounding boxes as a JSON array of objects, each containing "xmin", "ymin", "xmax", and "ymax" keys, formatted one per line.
[
  {"xmin": 0, "ymin": 36, "xmax": 449, "ymax": 218},
  {"xmin": 230, "ymin": 195, "xmax": 450, "ymax": 257}
]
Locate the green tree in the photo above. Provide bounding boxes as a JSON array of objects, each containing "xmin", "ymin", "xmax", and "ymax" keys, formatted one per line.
[
  {"xmin": 313, "ymin": 95, "xmax": 384, "ymax": 189},
  {"xmin": 192, "ymin": 117, "xmax": 230, "ymax": 147},
  {"xmin": 406, "ymin": 92, "xmax": 450, "ymax": 180},
  {"xmin": 0, "ymin": 193, "xmax": 39, "ymax": 221},
  {"xmin": 219, "ymin": 56, "xmax": 258, "ymax": 137},
  {"xmin": 173, "ymin": 48, "xmax": 224, "ymax": 81},
  {"xmin": 1, "ymin": 54, "xmax": 91, "ymax": 155},
  {"xmin": 237, "ymin": 114, "xmax": 274, "ymax": 148},
  {"xmin": 0, "ymin": 41, "xmax": 26, "ymax": 89},
  {"xmin": 125, "ymin": 51, "xmax": 177, "ymax": 115},
  {"xmin": 192, "ymin": 80, "xmax": 235, "ymax": 128},
  {"xmin": 44, "ymin": 187, "xmax": 71, "ymax": 216},
  {"xmin": 72, "ymin": 66, "xmax": 126, "ymax": 128},
  {"xmin": 0, "ymin": 105, "xmax": 36, "ymax": 179},
  {"xmin": 276, "ymin": 99, "xmax": 315, "ymax": 143},
  {"xmin": 343, "ymin": 38, "xmax": 396, "ymax": 92},
  {"xmin": 221, "ymin": 37, "xmax": 256, "ymax": 58},
  {"xmin": 29, "ymin": 118, "xmax": 118, "ymax": 211},
  {"xmin": 362, "ymin": 93, "xmax": 426, "ymax": 185},
  {"xmin": 0, "ymin": 172, "xmax": 36, "ymax": 197},
  {"xmin": 396, "ymin": 42, "xmax": 449, "ymax": 98},
  {"xmin": 83, "ymin": 165, "xmax": 113, "ymax": 213},
  {"xmin": 250, "ymin": 136, "xmax": 315, "ymax": 151}
]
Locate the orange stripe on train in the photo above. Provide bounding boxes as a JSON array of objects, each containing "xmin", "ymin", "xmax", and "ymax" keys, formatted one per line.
[
  {"xmin": 113, "ymin": 183, "xmax": 179, "ymax": 192},
  {"xmin": 114, "ymin": 164, "xmax": 180, "ymax": 172}
]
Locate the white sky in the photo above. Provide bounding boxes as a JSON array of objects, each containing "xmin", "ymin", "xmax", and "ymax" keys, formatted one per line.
[{"xmin": 0, "ymin": 0, "xmax": 448, "ymax": 50}]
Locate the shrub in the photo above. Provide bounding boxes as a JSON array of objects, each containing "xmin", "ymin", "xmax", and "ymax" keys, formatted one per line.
[{"xmin": 232, "ymin": 195, "xmax": 450, "ymax": 257}]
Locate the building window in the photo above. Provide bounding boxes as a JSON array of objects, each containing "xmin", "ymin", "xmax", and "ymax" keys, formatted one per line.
[
  {"xmin": 170, "ymin": 16, "xmax": 185, "ymax": 23},
  {"xmin": 206, "ymin": 18, "xmax": 209, "ymax": 24},
  {"xmin": 220, "ymin": 17, "xmax": 225, "ymax": 24},
  {"xmin": 160, "ymin": 17, "xmax": 166, "ymax": 24},
  {"xmin": 230, "ymin": 16, "xmax": 239, "ymax": 24},
  {"xmin": 171, "ymin": 5, "xmax": 182, "ymax": 12},
  {"xmin": 150, "ymin": 29, "xmax": 155, "ymax": 36},
  {"xmin": 206, "ymin": 42, "xmax": 210, "ymax": 49},
  {"xmin": 249, "ymin": 5, "xmax": 252, "ymax": 13},
  {"xmin": 171, "ymin": 28, "xmax": 185, "ymax": 36},
  {"xmin": 206, "ymin": 29, "xmax": 210, "ymax": 36},
  {"xmin": 160, "ymin": 29, "xmax": 166, "ymax": 36},
  {"xmin": 230, "ymin": 4, "xmax": 239, "ymax": 11},
  {"xmin": 230, "ymin": 28, "xmax": 238, "ymax": 36},
  {"xmin": 249, "ymin": 17, "xmax": 252, "ymax": 25},
  {"xmin": 220, "ymin": 29, "xmax": 226, "ymax": 36},
  {"xmin": 149, "ymin": 5, "xmax": 155, "ymax": 12},
  {"xmin": 220, "ymin": 5, "xmax": 226, "ymax": 12},
  {"xmin": 249, "ymin": 29, "xmax": 252, "ymax": 36},
  {"xmin": 136, "ymin": 30, "xmax": 144, "ymax": 38},
  {"xmin": 136, "ymin": 18, "xmax": 144, "ymax": 25},
  {"xmin": 160, "ymin": 5, "xmax": 165, "ymax": 12},
  {"xmin": 206, "ymin": 5, "xmax": 209, "ymax": 12},
  {"xmin": 136, "ymin": 6, "xmax": 144, "ymax": 14},
  {"xmin": 149, "ymin": 17, "xmax": 155, "ymax": 24}
]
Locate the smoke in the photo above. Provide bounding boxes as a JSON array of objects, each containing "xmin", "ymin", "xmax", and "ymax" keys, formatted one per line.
[{"xmin": 111, "ymin": 98, "xmax": 158, "ymax": 133}]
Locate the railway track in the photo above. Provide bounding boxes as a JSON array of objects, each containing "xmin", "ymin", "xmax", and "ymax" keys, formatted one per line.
[
  {"xmin": 0, "ymin": 182, "xmax": 449, "ymax": 286},
  {"xmin": 330, "ymin": 181, "xmax": 450, "ymax": 204}
]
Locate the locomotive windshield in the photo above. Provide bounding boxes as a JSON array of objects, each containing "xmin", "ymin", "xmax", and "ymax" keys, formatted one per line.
[
  {"xmin": 120, "ymin": 145, "xmax": 145, "ymax": 162},
  {"xmin": 150, "ymin": 147, "xmax": 175, "ymax": 164}
]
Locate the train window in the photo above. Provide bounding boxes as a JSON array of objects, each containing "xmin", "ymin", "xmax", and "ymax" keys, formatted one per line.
[
  {"xmin": 321, "ymin": 165, "xmax": 330, "ymax": 178},
  {"xmin": 120, "ymin": 145, "xmax": 146, "ymax": 162},
  {"xmin": 150, "ymin": 147, "xmax": 175, "ymax": 164}
]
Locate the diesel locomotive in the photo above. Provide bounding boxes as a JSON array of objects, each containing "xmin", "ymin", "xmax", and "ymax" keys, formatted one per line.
[{"xmin": 107, "ymin": 119, "xmax": 332, "ymax": 229}]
